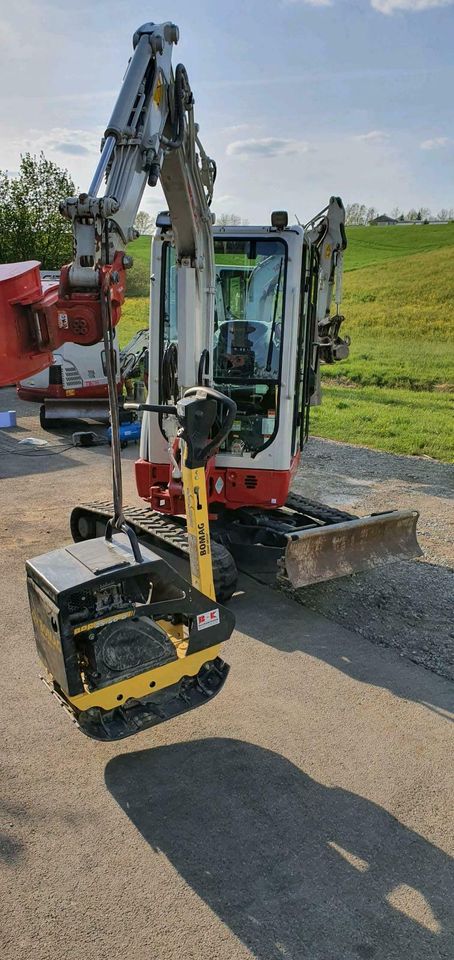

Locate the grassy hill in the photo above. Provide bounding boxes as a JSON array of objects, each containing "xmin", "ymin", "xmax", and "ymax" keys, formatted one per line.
[
  {"xmin": 316, "ymin": 231, "xmax": 454, "ymax": 461},
  {"xmin": 123, "ymin": 225, "xmax": 454, "ymax": 462},
  {"xmin": 324, "ymin": 245, "xmax": 454, "ymax": 391},
  {"xmin": 345, "ymin": 222, "xmax": 454, "ymax": 271}
]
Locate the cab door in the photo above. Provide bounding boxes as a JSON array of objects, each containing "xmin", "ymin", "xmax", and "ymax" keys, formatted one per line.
[{"xmin": 292, "ymin": 241, "xmax": 319, "ymax": 455}]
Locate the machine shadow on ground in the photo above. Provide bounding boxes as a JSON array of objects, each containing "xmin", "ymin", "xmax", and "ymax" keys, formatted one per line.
[
  {"xmin": 230, "ymin": 575, "xmax": 454, "ymax": 722},
  {"xmin": 0, "ymin": 424, "xmax": 137, "ymax": 480},
  {"xmin": 0, "ymin": 441, "xmax": 81, "ymax": 480},
  {"xmin": 105, "ymin": 738, "xmax": 453, "ymax": 960}
]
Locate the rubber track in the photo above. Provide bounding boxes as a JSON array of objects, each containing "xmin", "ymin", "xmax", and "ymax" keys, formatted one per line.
[
  {"xmin": 285, "ymin": 492, "xmax": 358, "ymax": 525},
  {"xmin": 73, "ymin": 500, "xmax": 190, "ymax": 555},
  {"xmin": 73, "ymin": 493, "xmax": 357, "ymax": 558}
]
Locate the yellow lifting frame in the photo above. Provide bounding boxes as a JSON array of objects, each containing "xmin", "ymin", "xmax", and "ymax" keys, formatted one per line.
[{"xmin": 181, "ymin": 456, "xmax": 216, "ymax": 602}]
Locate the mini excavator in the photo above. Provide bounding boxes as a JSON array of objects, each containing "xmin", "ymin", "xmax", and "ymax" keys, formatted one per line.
[{"xmin": 0, "ymin": 22, "xmax": 421, "ymax": 741}]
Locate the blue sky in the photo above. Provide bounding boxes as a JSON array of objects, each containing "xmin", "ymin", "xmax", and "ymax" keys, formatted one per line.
[{"xmin": 1, "ymin": 0, "xmax": 453, "ymax": 222}]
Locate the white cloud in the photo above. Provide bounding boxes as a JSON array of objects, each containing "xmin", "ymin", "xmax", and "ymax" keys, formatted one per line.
[
  {"xmin": 226, "ymin": 138, "xmax": 309, "ymax": 158},
  {"xmin": 355, "ymin": 130, "xmax": 390, "ymax": 142},
  {"xmin": 420, "ymin": 136, "xmax": 451, "ymax": 150},
  {"xmin": 371, "ymin": 0, "xmax": 454, "ymax": 12},
  {"xmin": 11, "ymin": 127, "xmax": 102, "ymax": 158}
]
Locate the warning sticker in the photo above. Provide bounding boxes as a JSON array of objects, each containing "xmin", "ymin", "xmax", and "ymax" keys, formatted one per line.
[
  {"xmin": 197, "ymin": 609, "xmax": 220, "ymax": 631},
  {"xmin": 262, "ymin": 417, "xmax": 275, "ymax": 435}
]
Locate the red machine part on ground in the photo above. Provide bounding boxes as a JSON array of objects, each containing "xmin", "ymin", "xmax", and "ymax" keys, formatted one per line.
[{"xmin": 0, "ymin": 258, "xmax": 125, "ymax": 387}]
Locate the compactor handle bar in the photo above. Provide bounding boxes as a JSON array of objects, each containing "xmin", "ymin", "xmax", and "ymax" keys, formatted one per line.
[
  {"xmin": 124, "ymin": 401, "xmax": 178, "ymax": 416},
  {"xmin": 124, "ymin": 386, "xmax": 237, "ymax": 467},
  {"xmin": 105, "ymin": 518, "xmax": 144, "ymax": 563},
  {"xmin": 182, "ymin": 387, "xmax": 237, "ymax": 462}
]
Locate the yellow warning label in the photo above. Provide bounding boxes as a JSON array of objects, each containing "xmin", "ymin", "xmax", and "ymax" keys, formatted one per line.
[{"xmin": 153, "ymin": 75, "xmax": 163, "ymax": 107}]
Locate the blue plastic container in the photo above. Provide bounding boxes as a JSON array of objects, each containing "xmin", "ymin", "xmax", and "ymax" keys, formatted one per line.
[
  {"xmin": 0, "ymin": 410, "xmax": 17, "ymax": 428},
  {"xmin": 107, "ymin": 419, "xmax": 142, "ymax": 447}
]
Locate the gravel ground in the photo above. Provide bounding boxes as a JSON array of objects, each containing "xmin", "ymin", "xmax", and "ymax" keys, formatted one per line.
[{"xmin": 291, "ymin": 437, "xmax": 454, "ymax": 682}]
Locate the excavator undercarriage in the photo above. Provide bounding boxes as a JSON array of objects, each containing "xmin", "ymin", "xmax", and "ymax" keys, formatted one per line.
[{"xmin": 69, "ymin": 496, "xmax": 421, "ymax": 599}]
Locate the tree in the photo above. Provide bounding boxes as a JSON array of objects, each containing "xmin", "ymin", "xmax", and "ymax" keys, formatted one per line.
[
  {"xmin": 366, "ymin": 206, "xmax": 378, "ymax": 223},
  {"xmin": 0, "ymin": 152, "xmax": 76, "ymax": 269},
  {"xmin": 390, "ymin": 207, "xmax": 403, "ymax": 220},
  {"xmin": 215, "ymin": 212, "xmax": 248, "ymax": 226},
  {"xmin": 134, "ymin": 210, "xmax": 155, "ymax": 235},
  {"xmin": 345, "ymin": 203, "xmax": 369, "ymax": 225},
  {"xmin": 345, "ymin": 203, "xmax": 359, "ymax": 225},
  {"xmin": 418, "ymin": 207, "xmax": 431, "ymax": 222},
  {"xmin": 437, "ymin": 209, "xmax": 449, "ymax": 221},
  {"xmin": 406, "ymin": 209, "xmax": 418, "ymax": 221}
]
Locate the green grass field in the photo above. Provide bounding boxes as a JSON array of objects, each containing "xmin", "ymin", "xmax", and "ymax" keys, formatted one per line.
[
  {"xmin": 310, "ymin": 384, "xmax": 453, "ymax": 460},
  {"xmin": 345, "ymin": 222, "xmax": 454, "ymax": 271},
  {"xmin": 127, "ymin": 234, "xmax": 152, "ymax": 265},
  {"xmin": 119, "ymin": 296, "xmax": 149, "ymax": 346},
  {"xmin": 123, "ymin": 225, "xmax": 454, "ymax": 462}
]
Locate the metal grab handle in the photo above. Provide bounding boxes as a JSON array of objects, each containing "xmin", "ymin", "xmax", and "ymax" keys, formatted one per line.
[
  {"xmin": 105, "ymin": 518, "xmax": 143, "ymax": 564},
  {"xmin": 197, "ymin": 349, "xmax": 210, "ymax": 386},
  {"xmin": 123, "ymin": 401, "xmax": 178, "ymax": 416},
  {"xmin": 183, "ymin": 386, "xmax": 237, "ymax": 461}
]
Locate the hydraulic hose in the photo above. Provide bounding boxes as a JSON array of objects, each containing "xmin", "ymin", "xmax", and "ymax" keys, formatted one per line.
[
  {"xmin": 164, "ymin": 63, "xmax": 191, "ymax": 151},
  {"xmin": 161, "ymin": 341, "xmax": 179, "ymax": 403}
]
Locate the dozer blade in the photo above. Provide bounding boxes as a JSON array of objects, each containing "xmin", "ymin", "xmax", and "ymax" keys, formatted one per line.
[{"xmin": 285, "ymin": 509, "xmax": 421, "ymax": 589}]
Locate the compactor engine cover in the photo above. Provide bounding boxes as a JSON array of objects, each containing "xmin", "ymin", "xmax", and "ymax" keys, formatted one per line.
[{"xmin": 26, "ymin": 534, "xmax": 233, "ymax": 741}]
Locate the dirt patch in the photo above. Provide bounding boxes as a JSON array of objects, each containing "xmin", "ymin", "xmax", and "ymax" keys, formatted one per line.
[{"xmin": 290, "ymin": 437, "xmax": 454, "ymax": 682}]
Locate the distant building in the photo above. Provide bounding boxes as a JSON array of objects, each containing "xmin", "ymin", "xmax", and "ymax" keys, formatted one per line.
[
  {"xmin": 368, "ymin": 214, "xmax": 398, "ymax": 226},
  {"xmin": 368, "ymin": 214, "xmax": 446, "ymax": 227}
]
